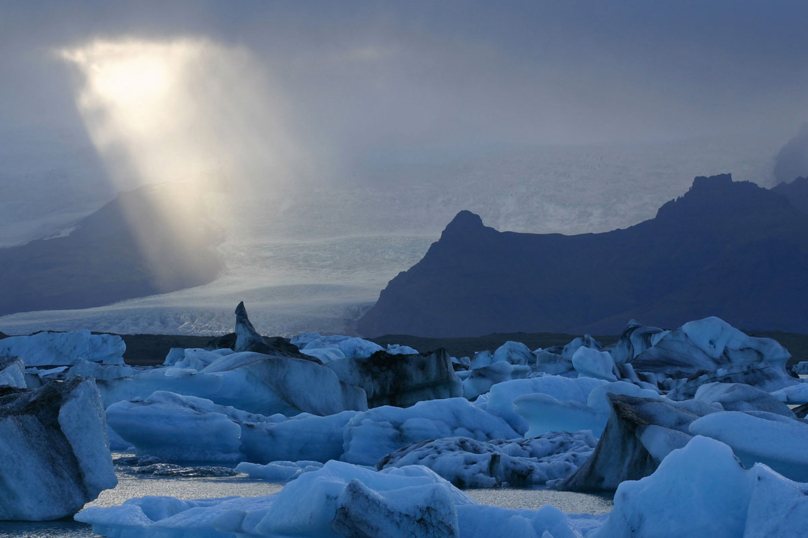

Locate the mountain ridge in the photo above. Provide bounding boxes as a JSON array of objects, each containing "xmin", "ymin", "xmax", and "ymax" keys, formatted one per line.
[{"xmin": 358, "ymin": 175, "xmax": 808, "ymax": 337}]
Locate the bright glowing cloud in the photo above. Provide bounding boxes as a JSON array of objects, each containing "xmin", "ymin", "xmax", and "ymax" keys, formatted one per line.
[{"xmin": 58, "ymin": 38, "xmax": 303, "ymax": 287}]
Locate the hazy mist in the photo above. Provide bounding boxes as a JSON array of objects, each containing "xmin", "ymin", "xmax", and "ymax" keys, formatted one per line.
[{"xmin": 2, "ymin": 1, "xmax": 807, "ymax": 335}]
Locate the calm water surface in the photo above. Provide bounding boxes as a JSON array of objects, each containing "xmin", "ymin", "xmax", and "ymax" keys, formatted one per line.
[{"xmin": 0, "ymin": 472, "xmax": 613, "ymax": 537}]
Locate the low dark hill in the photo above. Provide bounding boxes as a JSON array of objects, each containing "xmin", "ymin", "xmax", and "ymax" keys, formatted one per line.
[
  {"xmin": 358, "ymin": 174, "xmax": 808, "ymax": 337},
  {"xmin": 0, "ymin": 183, "xmax": 222, "ymax": 317}
]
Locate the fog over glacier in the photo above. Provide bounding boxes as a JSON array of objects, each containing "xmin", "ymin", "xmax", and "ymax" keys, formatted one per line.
[{"xmin": 1, "ymin": 1, "xmax": 807, "ymax": 335}]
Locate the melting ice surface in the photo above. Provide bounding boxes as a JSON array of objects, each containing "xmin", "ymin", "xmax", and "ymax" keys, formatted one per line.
[{"xmin": 0, "ymin": 471, "xmax": 612, "ymax": 537}]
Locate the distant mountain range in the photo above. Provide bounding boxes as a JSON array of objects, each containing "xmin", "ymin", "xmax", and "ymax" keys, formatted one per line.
[
  {"xmin": 0, "ymin": 183, "xmax": 222, "ymax": 317},
  {"xmin": 358, "ymin": 175, "xmax": 808, "ymax": 337}
]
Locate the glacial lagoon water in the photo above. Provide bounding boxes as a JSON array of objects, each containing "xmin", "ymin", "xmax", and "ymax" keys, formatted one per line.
[{"xmin": 0, "ymin": 471, "xmax": 613, "ymax": 537}]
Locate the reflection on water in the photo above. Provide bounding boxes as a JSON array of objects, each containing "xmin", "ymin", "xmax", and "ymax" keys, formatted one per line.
[{"xmin": 0, "ymin": 472, "xmax": 613, "ymax": 537}]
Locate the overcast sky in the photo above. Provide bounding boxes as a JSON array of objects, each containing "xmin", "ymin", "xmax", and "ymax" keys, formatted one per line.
[{"xmin": 3, "ymin": 1, "xmax": 808, "ymax": 161}]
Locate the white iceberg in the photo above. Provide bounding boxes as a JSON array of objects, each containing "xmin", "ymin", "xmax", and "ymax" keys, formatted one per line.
[
  {"xmin": 236, "ymin": 460, "xmax": 324, "ymax": 483},
  {"xmin": 341, "ymin": 397, "xmax": 520, "ymax": 466},
  {"xmin": 0, "ymin": 330, "xmax": 125, "ymax": 366},
  {"xmin": 511, "ymin": 380, "xmax": 660, "ymax": 438},
  {"xmin": 106, "ymin": 391, "xmax": 356, "ymax": 464},
  {"xmin": 631, "ymin": 316, "xmax": 791, "ymax": 380},
  {"xmin": 572, "ymin": 346, "xmax": 618, "ymax": 381},
  {"xmin": 595, "ymin": 435, "xmax": 808, "ymax": 538},
  {"xmin": 0, "ymin": 357, "xmax": 26, "ymax": 388},
  {"xmin": 77, "ymin": 461, "xmax": 473, "ymax": 538},
  {"xmin": 0, "ymin": 378, "xmax": 116, "ymax": 520},
  {"xmin": 689, "ymin": 410, "xmax": 808, "ymax": 481},
  {"xmin": 477, "ymin": 376, "xmax": 608, "ymax": 435},
  {"xmin": 98, "ymin": 351, "xmax": 368, "ymax": 417}
]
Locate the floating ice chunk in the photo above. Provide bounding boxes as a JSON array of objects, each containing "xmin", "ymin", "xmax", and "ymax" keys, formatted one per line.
[
  {"xmin": 66, "ymin": 358, "xmax": 137, "ymax": 380},
  {"xmin": 562, "ymin": 334, "xmax": 603, "ymax": 360},
  {"xmin": 492, "ymin": 341, "xmax": 535, "ymax": 366},
  {"xmin": 572, "ymin": 347, "xmax": 617, "ymax": 381},
  {"xmin": 301, "ymin": 334, "xmax": 384, "ymax": 359},
  {"xmin": 458, "ymin": 504, "xmax": 604, "ymax": 538},
  {"xmin": 236, "ymin": 460, "xmax": 324, "ymax": 483},
  {"xmin": 596, "ymin": 436, "xmax": 754, "ymax": 538},
  {"xmin": 470, "ymin": 350, "xmax": 494, "ymax": 370},
  {"xmin": 106, "ymin": 392, "xmax": 247, "ymax": 463},
  {"xmin": 300, "ymin": 347, "xmax": 346, "ymax": 363},
  {"xmin": 463, "ymin": 361, "xmax": 531, "ymax": 400},
  {"xmin": 331, "ymin": 478, "xmax": 460, "ymax": 538},
  {"xmin": 596, "ymin": 435, "xmax": 808, "ymax": 538},
  {"xmin": 514, "ymin": 381, "xmax": 662, "ymax": 439},
  {"xmin": 611, "ymin": 320, "xmax": 668, "ymax": 364},
  {"xmin": 386, "ymin": 344, "xmax": 419, "ymax": 355},
  {"xmin": 631, "ymin": 316, "xmax": 791, "ymax": 379},
  {"xmin": 171, "ymin": 348, "xmax": 225, "ymax": 371},
  {"xmin": 694, "ymin": 382, "xmax": 794, "ymax": 416},
  {"xmin": 0, "ymin": 330, "xmax": 125, "ymax": 366},
  {"xmin": 479, "ymin": 376, "xmax": 608, "ymax": 435},
  {"xmin": 558, "ymin": 394, "xmax": 717, "ymax": 492},
  {"xmin": 533, "ymin": 350, "xmax": 575, "ymax": 375},
  {"xmin": 377, "ymin": 432, "xmax": 597, "ymax": 488},
  {"xmin": 106, "ymin": 391, "xmax": 357, "ymax": 464},
  {"xmin": 0, "ymin": 357, "xmax": 25, "ymax": 388},
  {"xmin": 99, "ymin": 351, "xmax": 368, "ymax": 417},
  {"xmin": 341, "ymin": 398, "xmax": 519, "ymax": 466},
  {"xmin": 793, "ymin": 361, "xmax": 808, "ymax": 375},
  {"xmin": 667, "ymin": 362, "xmax": 798, "ymax": 399},
  {"xmin": 326, "ymin": 349, "xmax": 461, "ymax": 408},
  {"xmin": 221, "ymin": 461, "xmax": 473, "ymax": 538},
  {"xmin": 0, "ymin": 378, "xmax": 116, "ymax": 521},
  {"xmin": 771, "ymin": 382, "xmax": 808, "ymax": 405},
  {"xmin": 689, "ymin": 410, "xmax": 808, "ymax": 481}
]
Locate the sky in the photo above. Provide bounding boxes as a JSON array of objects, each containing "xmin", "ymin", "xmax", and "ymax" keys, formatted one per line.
[
  {"xmin": 3, "ymin": 1, "xmax": 808, "ymax": 173},
  {"xmin": 1, "ymin": 1, "xmax": 808, "ymax": 334}
]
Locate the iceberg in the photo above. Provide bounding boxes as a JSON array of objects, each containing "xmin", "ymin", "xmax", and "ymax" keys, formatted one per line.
[
  {"xmin": 0, "ymin": 378, "xmax": 116, "ymax": 520},
  {"xmin": 341, "ymin": 398, "xmax": 520, "ymax": 466},
  {"xmin": 77, "ymin": 461, "xmax": 473, "ymax": 538},
  {"xmin": 771, "ymin": 382, "xmax": 808, "ymax": 405},
  {"xmin": 610, "ymin": 320, "xmax": 668, "ymax": 364},
  {"xmin": 0, "ymin": 357, "xmax": 26, "ymax": 388},
  {"xmin": 513, "ymin": 380, "xmax": 660, "ymax": 438},
  {"xmin": 694, "ymin": 382, "xmax": 794, "ymax": 416},
  {"xmin": 595, "ymin": 436, "xmax": 808, "ymax": 538},
  {"xmin": 99, "ymin": 350, "xmax": 368, "ymax": 417},
  {"xmin": 236, "ymin": 460, "xmax": 324, "ymax": 483},
  {"xmin": 558, "ymin": 394, "xmax": 717, "ymax": 491},
  {"xmin": 66, "ymin": 357, "xmax": 137, "ymax": 380},
  {"xmin": 667, "ymin": 362, "xmax": 798, "ymax": 399},
  {"xmin": 0, "ymin": 330, "xmax": 125, "ymax": 366},
  {"xmin": 325, "ymin": 348, "xmax": 462, "ymax": 408},
  {"xmin": 478, "ymin": 376, "xmax": 608, "ymax": 435},
  {"xmin": 689, "ymin": 410, "xmax": 808, "ymax": 482},
  {"xmin": 462, "ymin": 361, "xmax": 531, "ymax": 400},
  {"xmin": 106, "ymin": 391, "xmax": 356, "ymax": 464},
  {"xmin": 571, "ymin": 346, "xmax": 618, "ymax": 381},
  {"xmin": 377, "ymin": 431, "xmax": 597, "ymax": 488},
  {"xmin": 631, "ymin": 316, "xmax": 791, "ymax": 380}
]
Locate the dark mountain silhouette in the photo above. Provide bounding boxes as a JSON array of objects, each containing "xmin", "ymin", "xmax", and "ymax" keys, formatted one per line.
[
  {"xmin": 772, "ymin": 176, "xmax": 808, "ymax": 214},
  {"xmin": 774, "ymin": 123, "xmax": 808, "ymax": 184},
  {"xmin": 0, "ymin": 183, "xmax": 223, "ymax": 317},
  {"xmin": 358, "ymin": 174, "xmax": 808, "ymax": 337}
]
